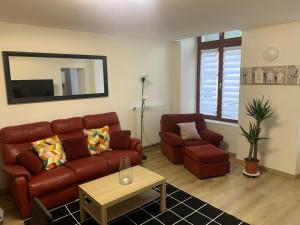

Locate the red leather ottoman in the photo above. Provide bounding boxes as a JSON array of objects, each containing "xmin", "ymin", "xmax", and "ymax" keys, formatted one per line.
[{"xmin": 183, "ymin": 144, "xmax": 230, "ymax": 178}]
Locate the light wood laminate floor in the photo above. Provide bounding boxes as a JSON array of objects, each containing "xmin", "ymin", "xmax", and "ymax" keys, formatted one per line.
[{"xmin": 1, "ymin": 146, "xmax": 300, "ymax": 225}]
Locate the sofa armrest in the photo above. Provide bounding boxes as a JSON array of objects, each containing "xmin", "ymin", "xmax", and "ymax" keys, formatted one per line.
[
  {"xmin": 159, "ymin": 131, "xmax": 184, "ymax": 146},
  {"xmin": 12, "ymin": 176, "xmax": 31, "ymax": 218},
  {"xmin": 199, "ymin": 129, "xmax": 223, "ymax": 143},
  {"xmin": 2, "ymin": 164, "xmax": 32, "ymax": 217},
  {"xmin": 129, "ymin": 138, "xmax": 142, "ymax": 164},
  {"xmin": 2, "ymin": 164, "xmax": 31, "ymax": 181},
  {"xmin": 129, "ymin": 138, "xmax": 140, "ymax": 150}
]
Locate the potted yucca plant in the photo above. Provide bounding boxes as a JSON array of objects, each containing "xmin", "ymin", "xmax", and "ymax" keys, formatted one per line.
[{"xmin": 240, "ymin": 97, "xmax": 273, "ymax": 175}]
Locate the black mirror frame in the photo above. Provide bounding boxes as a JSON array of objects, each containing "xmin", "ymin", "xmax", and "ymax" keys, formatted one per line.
[{"xmin": 2, "ymin": 51, "xmax": 109, "ymax": 104}]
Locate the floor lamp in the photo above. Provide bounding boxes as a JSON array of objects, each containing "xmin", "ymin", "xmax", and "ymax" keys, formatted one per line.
[{"xmin": 141, "ymin": 76, "xmax": 148, "ymax": 160}]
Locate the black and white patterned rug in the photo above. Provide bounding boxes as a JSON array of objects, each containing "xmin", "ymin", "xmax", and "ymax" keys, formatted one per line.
[{"xmin": 25, "ymin": 184, "xmax": 249, "ymax": 225}]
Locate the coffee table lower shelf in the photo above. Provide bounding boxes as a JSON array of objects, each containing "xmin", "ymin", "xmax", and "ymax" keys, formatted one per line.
[{"xmin": 82, "ymin": 189, "xmax": 159, "ymax": 224}]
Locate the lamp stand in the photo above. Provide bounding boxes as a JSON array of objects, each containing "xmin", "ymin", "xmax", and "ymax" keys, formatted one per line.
[{"xmin": 141, "ymin": 77, "xmax": 147, "ymax": 160}]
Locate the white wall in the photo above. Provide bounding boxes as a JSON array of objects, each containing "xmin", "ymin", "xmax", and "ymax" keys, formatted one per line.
[
  {"xmin": 0, "ymin": 22, "xmax": 180, "ymax": 188},
  {"xmin": 237, "ymin": 21, "xmax": 300, "ymax": 175},
  {"xmin": 134, "ymin": 105, "xmax": 166, "ymax": 146},
  {"xmin": 170, "ymin": 43, "xmax": 181, "ymax": 113},
  {"xmin": 180, "ymin": 38, "xmax": 197, "ymax": 113},
  {"xmin": 207, "ymin": 121, "xmax": 238, "ymax": 153}
]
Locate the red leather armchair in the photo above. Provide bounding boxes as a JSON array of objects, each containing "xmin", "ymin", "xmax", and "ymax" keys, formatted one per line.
[
  {"xmin": 159, "ymin": 113, "xmax": 223, "ymax": 164},
  {"xmin": 0, "ymin": 112, "xmax": 142, "ymax": 218}
]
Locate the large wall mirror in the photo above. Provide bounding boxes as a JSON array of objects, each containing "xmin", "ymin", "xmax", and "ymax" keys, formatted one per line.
[{"xmin": 2, "ymin": 51, "xmax": 108, "ymax": 104}]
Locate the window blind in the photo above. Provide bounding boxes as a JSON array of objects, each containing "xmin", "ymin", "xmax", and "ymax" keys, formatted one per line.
[
  {"xmin": 199, "ymin": 49, "xmax": 218, "ymax": 116},
  {"xmin": 221, "ymin": 46, "xmax": 241, "ymax": 120}
]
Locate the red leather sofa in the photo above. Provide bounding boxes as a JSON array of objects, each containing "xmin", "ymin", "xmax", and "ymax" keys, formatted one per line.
[
  {"xmin": 0, "ymin": 112, "xmax": 142, "ymax": 218},
  {"xmin": 159, "ymin": 113, "xmax": 223, "ymax": 164}
]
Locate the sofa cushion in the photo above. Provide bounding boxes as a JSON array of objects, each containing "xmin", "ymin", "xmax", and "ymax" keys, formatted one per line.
[
  {"xmin": 28, "ymin": 166, "xmax": 76, "ymax": 198},
  {"xmin": 84, "ymin": 126, "xmax": 110, "ymax": 155},
  {"xmin": 0, "ymin": 122, "xmax": 52, "ymax": 144},
  {"xmin": 32, "ymin": 135, "xmax": 66, "ymax": 170},
  {"xmin": 58, "ymin": 130, "xmax": 85, "ymax": 141},
  {"xmin": 110, "ymin": 130, "xmax": 131, "ymax": 150},
  {"xmin": 62, "ymin": 137, "xmax": 90, "ymax": 161},
  {"xmin": 184, "ymin": 139, "xmax": 208, "ymax": 146},
  {"xmin": 64, "ymin": 156, "xmax": 109, "ymax": 183},
  {"xmin": 98, "ymin": 150, "xmax": 139, "ymax": 172},
  {"xmin": 83, "ymin": 112, "xmax": 121, "ymax": 134},
  {"xmin": 160, "ymin": 113, "xmax": 206, "ymax": 135},
  {"xmin": 16, "ymin": 150, "xmax": 43, "ymax": 175},
  {"xmin": 51, "ymin": 117, "xmax": 83, "ymax": 134},
  {"xmin": 177, "ymin": 122, "xmax": 201, "ymax": 140},
  {"xmin": 184, "ymin": 145, "xmax": 229, "ymax": 164},
  {"xmin": 0, "ymin": 122, "xmax": 52, "ymax": 164}
]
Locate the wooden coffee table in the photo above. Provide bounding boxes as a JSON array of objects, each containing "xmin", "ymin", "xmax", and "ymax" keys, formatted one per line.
[{"xmin": 78, "ymin": 165, "xmax": 166, "ymax": 225}]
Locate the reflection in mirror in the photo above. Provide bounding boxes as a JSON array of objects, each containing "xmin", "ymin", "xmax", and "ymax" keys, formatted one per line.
[
  {"xmin": 2, "ymin": 52, "xmax": 108, "ymax": 104},
  {"xmin": 9, "ymin": 57, "xmax": 105, "ymax": 97}
]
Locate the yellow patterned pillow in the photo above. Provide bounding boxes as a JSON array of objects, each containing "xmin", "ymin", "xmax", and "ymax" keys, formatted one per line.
[
  {"xmin": 32, "ymin": 135, "xmax": 66, "ymax": 170},
  {"xmin": 84, "ymin": 126, "xmax": 110, "ymax": 155}
]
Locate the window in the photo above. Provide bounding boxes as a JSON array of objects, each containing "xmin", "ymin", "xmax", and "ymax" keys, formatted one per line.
[
  {"xmin": 224, "ymin": 30, "xmax": 242, "ymax": 39},
  {"xmin": 197, "ymin": 30, "xmax": 242, "ymax": 122},
  {"xmin": 201, "ymin": 33, "xmax": 220, "ymax": 42},
  {"xmin": 199, "ymin": 49, "xmax": 218, "ymax": 116}
]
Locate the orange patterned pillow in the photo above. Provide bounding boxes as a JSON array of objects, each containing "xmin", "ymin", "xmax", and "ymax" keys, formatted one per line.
[
  {"xmin": 84, "ymin": 126, "xmax": 110, "ymax": 155},
  {"xmin": 32, "ymin": 135, "xmax": 66, "ymax": 170}
]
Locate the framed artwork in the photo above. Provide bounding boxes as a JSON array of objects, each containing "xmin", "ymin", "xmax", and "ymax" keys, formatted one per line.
[{"xmin": 241, "ymin": 65, "xmax": 300, "ymax": 85}]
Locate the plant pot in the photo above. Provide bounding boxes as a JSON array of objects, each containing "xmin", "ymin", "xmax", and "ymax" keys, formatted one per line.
[{"xmin": 244, "ymin": 158, "xmax": 260, "ymax": 174}]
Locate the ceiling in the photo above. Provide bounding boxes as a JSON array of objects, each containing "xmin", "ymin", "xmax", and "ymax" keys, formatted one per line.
[{"xmin": 0, "ymin": 0, "xmax": 299, "ymax": 40}]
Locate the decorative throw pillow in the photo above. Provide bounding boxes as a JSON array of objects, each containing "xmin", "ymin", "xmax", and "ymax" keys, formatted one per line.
[
  {"xmin": 110, "ymin": 130, "xmax": 131, "ymax": 150},
  {"xmin": 62, "ymin": 137, "xmax": 90, "ymax": 161},
  {"xmin": 177, "ymin": 122, "xmax": 201, "ymax": 140},
  {"xmin": 32, "ymin": 135, "xmax": 66, "ymax": 170},
  {"xmin": 16, "ymin": 150, "xmax": 43, "ymax": 175},
  {"xmin": 84, "ymin": 126, "xmax": 110, "ymax": 155}
]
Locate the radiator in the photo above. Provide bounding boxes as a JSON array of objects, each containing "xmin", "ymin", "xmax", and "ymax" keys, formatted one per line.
[{"xmin": 133, "ymin": 105, "xmax": 165, "ymax": 147}]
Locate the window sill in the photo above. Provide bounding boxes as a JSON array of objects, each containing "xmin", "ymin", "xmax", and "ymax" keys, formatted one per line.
[{"xmin": 205, "ymin": 119, "xmax": 239, "ymax": 127}]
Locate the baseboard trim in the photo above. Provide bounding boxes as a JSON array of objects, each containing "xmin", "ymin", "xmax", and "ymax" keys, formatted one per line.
[{"xmin": 233, "ymin": 157, "xmax": 299, "ymax": 179}]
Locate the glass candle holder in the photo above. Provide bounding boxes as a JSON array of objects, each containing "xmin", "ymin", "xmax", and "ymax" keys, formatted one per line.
[{"xmin": 119, "ymin": 156, "xmax": 133, "ymax": 185}]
